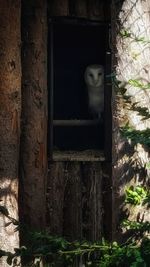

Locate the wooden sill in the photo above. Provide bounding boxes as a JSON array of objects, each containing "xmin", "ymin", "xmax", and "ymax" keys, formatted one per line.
[
  {"xmin": 49, "ymin": 150, "xmax": 105, "ymax": 162},
  {"xmin": 53, "ymin": 119, "xmax": 100, "ymax": 126}
]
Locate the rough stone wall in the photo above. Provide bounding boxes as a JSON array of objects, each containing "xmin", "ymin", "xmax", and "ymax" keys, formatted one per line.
[{"xmin": 112, "ymin": 0, "xmax": 150, "ymax": 241}]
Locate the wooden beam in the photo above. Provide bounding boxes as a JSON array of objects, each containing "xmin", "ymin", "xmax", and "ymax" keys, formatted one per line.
[
  {"xmin": 52, "ymin": 150, "xmax": 105, "ymax": 162},
  {"xmin": 53, "ymin": 119, "xmax": 101, "ymax": 126}
]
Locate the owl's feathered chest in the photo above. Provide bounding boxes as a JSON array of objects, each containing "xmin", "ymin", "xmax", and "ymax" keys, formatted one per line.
[
  {"xmin": 87, "ymin": 85, "xmax": 104, "ymax": 114},
  {"xmin": 84, "ymin": 64, "xmax": 104, "ymax": 117}
]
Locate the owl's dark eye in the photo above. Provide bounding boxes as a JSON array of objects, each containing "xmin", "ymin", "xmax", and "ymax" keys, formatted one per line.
[
  {"xmin": 98, "ymin": 72, "xmax": 102, "ymax": 76},
  {"xmin": 89, "ymin": 73, "xmax": 93, "ymax": 77}
]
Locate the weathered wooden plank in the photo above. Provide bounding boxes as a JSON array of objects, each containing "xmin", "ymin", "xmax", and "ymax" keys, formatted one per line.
[
  {"xmin": 47, "ymin": 161, "xmax": 103, "ymax": 242},
  {"xmin": 104, "ymin": 51, "xmax": 112, "ymax": 161},
  {"xmin": 104, "ymin": 0, "xmax": 111, "ymax": 22},
  {"xmin": 102, "ymin": 162, "xmax": 112, "ymax": 241},
  {"xmin": 53, "ymin": 119, "xmax": 100, "ymax": 126},
  {"xmin": 48, "ymin": 0, "xmax": 108, "ymax": 21},
  {"xmin": 52, "ymin": 150, "xmax": 105, "ymax": 162},
  {"xmin": 82, "ymin": 162, "xmax": 102, "ymax": 241},
  {"xmin": 63, "ymin": 162, "xmax": 82, "ymax": 240},
  {"xmin": 87, "ymin": 0, "xmax": 104, "ymax": 20},
  {"xmin": 46, "ymin": 162, "xmax": 65, "ymax": 235},
  {"xmin": 49, "ymin": 0, "xmax": 69, "ymax": 16},
  {"xmin": 73, "ymin": 0, "xmax": 87, "ymax": 18}
]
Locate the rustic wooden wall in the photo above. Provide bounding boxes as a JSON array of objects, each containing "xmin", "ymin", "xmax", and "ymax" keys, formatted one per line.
[
  {"xmin": 47, "ymin": 161, "xmax": 104, "ymax": 241},
  {"xmin": 48, "ymin": 0, "xmax": 110, "ymax": 21},
  {"xmin": 46, "ymin": 0, "xmax": 112, "ymax": 242}
]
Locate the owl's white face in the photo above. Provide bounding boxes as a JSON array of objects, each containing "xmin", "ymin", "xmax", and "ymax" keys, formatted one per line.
[{"xmin": 84, "ymin": 65, "xmax": 104, "ymax": 87}]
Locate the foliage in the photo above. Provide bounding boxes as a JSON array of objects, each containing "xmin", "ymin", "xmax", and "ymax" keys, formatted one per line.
[
  {"xmin": 122, "ymin": 219, "xmax": 150, "ymax": 233},
  {"xmin": 0, "ymin": 226, "xmax": 150, "ymax": 267},
  {"xmin": 128, "ymin": 80, "xmax": 150, "ymax": 90},
  {"xmin": 98, "ymin": 68, "xmax": 150, "ymax": 267},
  {"xmin": 120, "ymin": 125, "xmax": 150, "ymax": 147},
  {"xmin": 0, "ymin": 206, "xmax": 150, "ymax": 267},
  {"xmin": 111, "ymin": 74, "xmax": 150, "ymax": 122},
  {"xmin": 125, "ymin": 186, "xmax": 148, "ymax": 206},
  {"xmin": 130, "ymin": 104, "xmax": 150, "ymax": 121},
  {"xmin": 119, "ymin": 29, "xmax": 150, "ymax": 44},
  {"xmin": 0, "ymin": 204, "xmax": 19, "ymax": 228}
]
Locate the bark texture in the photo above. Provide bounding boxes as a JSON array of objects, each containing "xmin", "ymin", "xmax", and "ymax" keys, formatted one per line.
[
  {"xmin": 0, "ymin": 1, "xmax": 21, "ymax": 266},
  {"xmin": 112, "ymin": 0, "xmax": 150, "ymax": 241},
  {"xmin": 20, "ymin": 0, "xmax": 47, "ymax": 230}
]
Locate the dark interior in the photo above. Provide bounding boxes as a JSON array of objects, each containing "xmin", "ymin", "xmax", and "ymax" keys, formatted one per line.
[{"xmin": 49, "ymin": 20, "xmax": 108, "ymax": 151}]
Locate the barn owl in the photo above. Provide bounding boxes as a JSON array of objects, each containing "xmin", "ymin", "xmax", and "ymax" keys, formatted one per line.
[{"xmin": 84, "ymin": 64, "xmax": 104, "ymax": 119}]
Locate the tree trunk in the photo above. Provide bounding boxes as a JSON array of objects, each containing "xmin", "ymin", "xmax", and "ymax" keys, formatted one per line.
[
  {"xmin": 0, "ymin": 1, "xmax": 21, "ymax": 266},
  {"xmin": 20, "ymin": 0, "xmax": 47, "ymax": 230},
  {"xmin": 112, "ymin": 0, "xmax": 150, "ymax": 241}
]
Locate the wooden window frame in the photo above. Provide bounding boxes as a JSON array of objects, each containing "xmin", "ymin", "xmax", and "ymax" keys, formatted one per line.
[{"xmin": 48, "ymin": 17, "xmax": 111, "ymax": 162}]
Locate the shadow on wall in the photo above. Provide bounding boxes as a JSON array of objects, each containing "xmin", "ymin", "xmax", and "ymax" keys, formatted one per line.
[{"xmin": 112, "ymin": 77, "xmax": 150, "ymax": 241}]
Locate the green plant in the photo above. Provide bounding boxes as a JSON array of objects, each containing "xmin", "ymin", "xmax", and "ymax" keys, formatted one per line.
[
  {"xmin": 130, "ymin": 104, "xmax": 150, "ymax": 120},
  {"xmin": 122, "ymin": 219, "xmax": 150, "ymax": 233},
  {"xmin": 128, "ymin": 80, "xmax": 150, "ymax": 90},
  {"xmin": 119, "ymin": 29, "xmax": 150, "ymax": 44},
  {"xmin": 125, "ymin": 186, "xmax": 148, "ymax": 205},
  {"xmin": 0, "ymin": 206, "xmax": 150, "ymax": 266},
  {"xmin": 120, "ymin": 125, "xmax": 150, "ymax": 147}
]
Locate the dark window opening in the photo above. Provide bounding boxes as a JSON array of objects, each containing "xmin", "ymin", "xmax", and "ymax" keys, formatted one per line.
[{"xmin": 48, "ymin": 18, "xmax": 111, "ymax": 158}]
